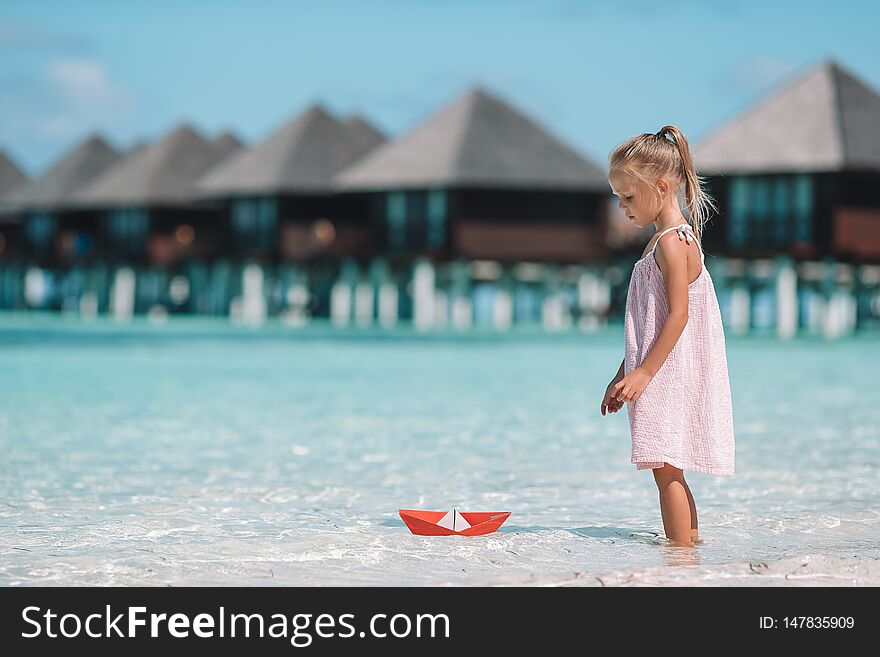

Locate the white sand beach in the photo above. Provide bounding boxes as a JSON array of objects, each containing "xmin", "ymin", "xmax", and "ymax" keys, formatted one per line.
[{"xmin": 472, "ymin": 554, "xmax": 880, "ymax": 587}]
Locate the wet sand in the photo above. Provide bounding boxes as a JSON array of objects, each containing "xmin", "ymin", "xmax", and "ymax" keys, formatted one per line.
[{"xmin": 470, "ymin": 554, "xmax": 880, "ymax": 586}]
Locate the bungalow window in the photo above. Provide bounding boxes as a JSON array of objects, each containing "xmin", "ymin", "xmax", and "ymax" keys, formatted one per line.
[
  {"xmin": 751, "ymin": 177, "xmax": 771, "ymax": 245},
  {"xmin": 105, "ymin": 208, "xmax": 149, "ymax": 255},
  {"xmin": 386, "ymin": 190, "xmax": 446, "ymax": 250},
  {"xmin": 728, "ymin": 177, "xmax": 749, "ymax": 248},
  {"xmin": 25, "ymin": 212, "xmax": 57, "ymax": 254},
  {"xmin": 232, "ymin": 198, "xmax": 277, "ymax": 250},
  {"xmin": 729, "ymin": 174, "xmax": 813, "ymax": 249},
  {"xmin": 386, "ymin": 191, "xmax": 406, "ymax": 249},
  {"xmin": 426, "ymin": 190, "xmax": 447, "ymax": 248},
  {"xmin": 793, "ymin": 174, "xmax": 813, "ymax": 242},
  {"xmin": 406, "ymin": 191, "xmax": 427, "ymax": 246},
  {"xmin": 772, "ymin": 176, "xmax": 789, "ymax": 246}
]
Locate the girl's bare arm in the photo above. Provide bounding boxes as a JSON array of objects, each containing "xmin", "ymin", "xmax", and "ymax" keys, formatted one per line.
[{"xmin": 637, "ymin": 233, "xmax": 691, "ymax": 377}]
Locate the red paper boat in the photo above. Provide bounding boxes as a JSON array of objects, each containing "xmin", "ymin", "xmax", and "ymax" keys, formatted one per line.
[{"xmin": 399, "ymin": 508, "xmax": 511, "ymax": 536}]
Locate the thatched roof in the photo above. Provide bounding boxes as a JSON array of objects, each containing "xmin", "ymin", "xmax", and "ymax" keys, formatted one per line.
[
  {"xmin": 341, "ymin": 114, "xmax": 386, "ymax": 154},
  {"xmin": 335, "ymin": 87, "xmax": 608, "ymax": 191},
  {"xmin": 211, "ymin": 131, "xmax": 244, "ymax": 159},
  {"xmin": 0, "ymin": 151, "xmax": 28, "ymax": 218},
  {"xmin": 74, "ymin": 123, "xmax": 232, "ymax": 207},
  {"xmin": 125, "ymin": 139, "xmax": 150, "ymax": 156},
  {"xmin": 695, "ymin": 59, "xmax": 880, "ymax": 174},
  {"xmin": 5, "ymin": 135, "xmax": 121, "ymax": 211},
  {"xmin": 0, "ymin": 151, "xmax": 27, "ymax": 199},
  {"xmin": 195, "ymin": 104, "xmax": 384, "ymax": 196}
]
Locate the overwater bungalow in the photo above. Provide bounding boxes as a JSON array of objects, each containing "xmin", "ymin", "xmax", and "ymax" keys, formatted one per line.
[
  {"xmin": 4, "ymin": 135, "xmax": 122, "ymax": 266},
  {"xmin": 695, "ymin": 58, "xmax": 880, "ymax": 263},
  {"xmin": 47, "ymin": 124, "xmax": 242, "ymax": 315},
  {"xmin": 194, "ymin": 104, "xmax": 386, "ymax": 317},
  {"xmin": 72, "ymin": 123, "xmax": 241, "ymax": 267},
  {"xmin": 693, "ymin": 58, "xmax": 880, "ymax": 335},
  {"xmin": 0, "ymin": 58, "xmax": 873, "ymax": 335},
  {"xmin": 333, "ymin": 86, "xmax": 610, "ymax": 326},
  {"xmin": 335, "ymin": 87, "xmax": 609, "ymax": 262}
]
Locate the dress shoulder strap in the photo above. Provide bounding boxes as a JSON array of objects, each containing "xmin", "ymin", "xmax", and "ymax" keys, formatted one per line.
[{"xmin": 650, "ymin": 223, "xmax": 703, "ymax": 259}]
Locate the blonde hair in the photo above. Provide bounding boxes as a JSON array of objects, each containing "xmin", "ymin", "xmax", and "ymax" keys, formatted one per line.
[{"xmin": 608, "ymin": 124, "xmax": 716, "ymax": 245}]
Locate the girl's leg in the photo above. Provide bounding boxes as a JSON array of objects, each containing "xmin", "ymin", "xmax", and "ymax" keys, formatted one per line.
[
  {"xmin": 651, "ymin": 463, "xmax": 693, "ymax": 546},
  {"xmin": 683, "ymin": 478, "xmax": 699, "ymax": 542}
]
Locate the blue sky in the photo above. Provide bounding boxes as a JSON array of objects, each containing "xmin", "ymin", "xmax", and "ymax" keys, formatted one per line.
[{"xmin": 2, "ymin": 0, "xmax": 879, "ymax": 176}]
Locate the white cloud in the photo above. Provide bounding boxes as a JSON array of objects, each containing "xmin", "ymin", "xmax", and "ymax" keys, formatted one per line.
[
  {"xmin": 0, "ymin": 55, "xmax": 141, "ymax": 171},
  {"xmin": 48, "ymin": 59, "xmax": 135, "ymax": 112},
  {"xmin": 33, "ymin": 58, "xmax": 138, "ymax": 139}
]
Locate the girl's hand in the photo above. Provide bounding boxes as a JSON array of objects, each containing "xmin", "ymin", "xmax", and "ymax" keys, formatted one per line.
[
  {"xmin": 611, "ymin": 367, "xmax": 653, "ymax": 404},
  {"xmin": 601, "ymin": 378, "xmax": 625, "ymax": 415}
]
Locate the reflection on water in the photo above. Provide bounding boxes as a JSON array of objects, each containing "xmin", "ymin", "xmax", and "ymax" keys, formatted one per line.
[{"xmin": 0, "ymin": 317, "xmax": 878, "ymax": 585}]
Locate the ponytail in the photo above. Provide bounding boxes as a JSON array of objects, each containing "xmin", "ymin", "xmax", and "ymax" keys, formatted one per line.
[{"xmin": 654, "ymin": 125, "xmax": 717, "ymax": 245}]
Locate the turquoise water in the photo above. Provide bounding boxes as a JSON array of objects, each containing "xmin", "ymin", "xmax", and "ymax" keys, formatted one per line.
[{"xmin": 1, "ymin": 313, "xmax": 878, "ymax": 586}]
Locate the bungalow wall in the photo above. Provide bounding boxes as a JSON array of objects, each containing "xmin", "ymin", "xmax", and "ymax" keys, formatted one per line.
[
  {"xmin": 703, "ymin": 171, "xmax": 880, "ymax": 263},
  {"xmin": 360, "ymin": 187, "xmax": 608, "ymax": 264},
  {"xmin": 453, "ymin": 189, "xmax": 608, "ymax": 263},
  {"xmin": 0, "ymin": 215, "xmax": 23, "ymax": 261},
  {"xmin": 228, "ymin": 193, "xmax": 374, "ymax": 265}
]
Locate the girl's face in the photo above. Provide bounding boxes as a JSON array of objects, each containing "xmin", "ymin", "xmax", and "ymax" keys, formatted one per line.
[{"xmin": 608, "ymin": 169, "xmax": 657, "ymax": 229}]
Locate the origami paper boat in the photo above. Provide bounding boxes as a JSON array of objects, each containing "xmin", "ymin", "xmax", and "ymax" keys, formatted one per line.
[{"xmin": 399, "ymin": 508, "xmax": 511, "ymax": 536}]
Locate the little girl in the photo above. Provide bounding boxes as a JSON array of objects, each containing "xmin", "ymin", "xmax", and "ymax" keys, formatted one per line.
[{"xmin": 600, "ymin": 125, "xmax": 736, "ymax": 548}]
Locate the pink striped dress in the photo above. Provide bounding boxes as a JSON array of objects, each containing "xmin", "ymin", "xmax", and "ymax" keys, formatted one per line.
[{"xmin": 623, "ymin": 223, "xmax": 735, "ymax": 475}]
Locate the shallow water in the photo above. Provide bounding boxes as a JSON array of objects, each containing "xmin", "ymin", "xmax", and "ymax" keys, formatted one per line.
[{"xmin": 1, "ymin": 313, "xmax": 878, "ymax": 586}]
